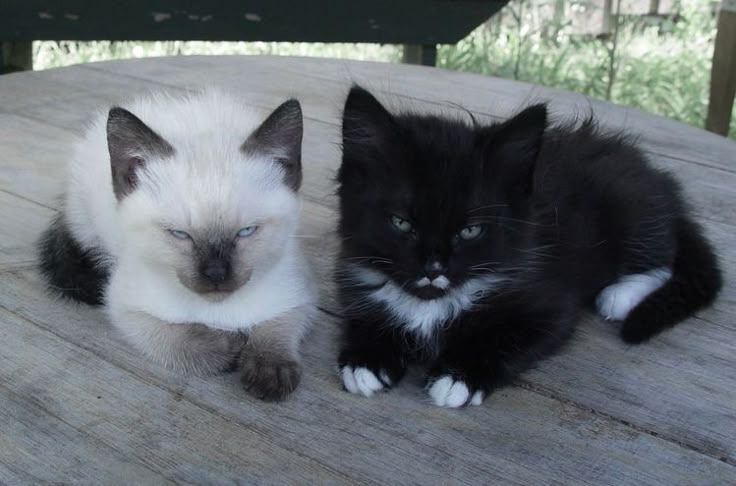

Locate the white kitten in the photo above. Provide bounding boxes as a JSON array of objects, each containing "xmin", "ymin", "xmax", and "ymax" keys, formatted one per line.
[{"xmin": 39, "ymin": 90, "xmax": 317, "ymax": 400}]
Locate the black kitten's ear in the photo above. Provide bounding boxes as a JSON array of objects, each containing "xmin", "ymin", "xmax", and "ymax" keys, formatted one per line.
[
  {"xmin": 242, "ymin": 99, "xmax": 303, "ymax": 191},
  {"xmin": 488, "ymin": 104, "xmax": 547, "ymax": 189},
  {"xmin": 107, "ymin": 107, "xmax": 175, "ymax": 201},
  {"xmin": 495, "ymin": 104, "xmax": 547, "ymax": 162},
  {"xmin": 341, "ymin": 86, "xmax": 397, "ymax": 160}
]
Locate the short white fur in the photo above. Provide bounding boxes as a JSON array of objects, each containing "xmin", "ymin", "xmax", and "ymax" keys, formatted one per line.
[
  {"xmin": 340, "ymin": 366, "xmax": 388, "ymax": 397},
  {"xmin": 350, "ymin": 265, "xmax": 505, "ymax": 336},
  {"xmin": 596, "ymin": 267, "xmax": 672, "ymax": 321},
  {"xmin": 428, "ymin": 376, "xmax": 484, "ymax": 408}
]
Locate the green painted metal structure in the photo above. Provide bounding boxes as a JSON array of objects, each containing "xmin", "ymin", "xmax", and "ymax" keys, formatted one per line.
[{"xmin": 0, "ymin": 1, "xmax": 509, "ymax": 71}]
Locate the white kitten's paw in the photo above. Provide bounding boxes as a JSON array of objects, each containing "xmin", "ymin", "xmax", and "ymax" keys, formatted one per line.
[
  {"xmin": 596, "ymin": 269, "xmax": 671, "ymax": 321},
  {"xmin": 427, "ymin": 376, "xmax": 484, "ymax": 408},
  {"xmin": 340, "ymin": 366, "xmax": 390, "ymax": 397},
  {"xmin": 240, "ymin": 353, "xmax": 302, "ymax": 402}
]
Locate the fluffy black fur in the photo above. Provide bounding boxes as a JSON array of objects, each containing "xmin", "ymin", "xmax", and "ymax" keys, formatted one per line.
[
  {"xmin": 38, "ymin": 212, "xmax": 109, "ymax": 306},
  {"xmin": 335, "ymin": 86, "xmax": 722, "ymax": 402}
]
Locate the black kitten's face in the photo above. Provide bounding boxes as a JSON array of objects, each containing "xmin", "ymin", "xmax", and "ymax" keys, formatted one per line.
[
  {"xmin": 338, "ymin": 87, "xmax": 546, "ymax": 300},
  {"xmin": 353, "ymin": 179, "xmax": 512, "ymax": 301}
]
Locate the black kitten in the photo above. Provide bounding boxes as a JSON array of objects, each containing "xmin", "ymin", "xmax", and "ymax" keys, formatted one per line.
[{"xmin": 335, "ymin": 86, "xmax": 722, "ymax": 408}]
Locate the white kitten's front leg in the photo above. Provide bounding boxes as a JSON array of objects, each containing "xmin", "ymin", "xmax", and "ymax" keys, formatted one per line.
[
  {"xmin": 109, "ymin": 309, "xmax": 247, "ymax": 375},
  {"xmin": 239, "ymin": 304, "xmax": 313, "ymax": 401}
]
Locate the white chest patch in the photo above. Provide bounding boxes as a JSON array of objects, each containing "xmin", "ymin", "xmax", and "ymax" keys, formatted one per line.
[{"xmin": 348, "ymin": 265, "xmax": 505, "ymax": 337}]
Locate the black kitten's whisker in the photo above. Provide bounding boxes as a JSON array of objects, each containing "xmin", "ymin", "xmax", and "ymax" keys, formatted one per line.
[
  {"xmin": 496, "ymin": 216, "xmax": 546, "ymax": 227},
  {"xmin": 468, "ymin": 204, "xmax": 509, "ymax": 213},
  {"xmin": 342, "ymin": 256, "xmax": 394, "ymax": 264}
]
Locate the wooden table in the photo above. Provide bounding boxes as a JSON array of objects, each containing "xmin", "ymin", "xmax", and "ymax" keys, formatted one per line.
[{"xmin": 0, "ymin": 56, "xmax": 734, "ymax": 484}]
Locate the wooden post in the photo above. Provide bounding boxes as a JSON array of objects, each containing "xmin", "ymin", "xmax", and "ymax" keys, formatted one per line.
[
  {"xmin": 706, "ymin": 0, "xmax": 736, "ymax": 136},
  {"xmin": 402, "ymin": 44, "xmax": 437, "ymax": 66},
  {"xmin": 0, "ymin": 41, "xmax": 33, "ymax": 74},
  {"xmin": 648, "ymin": 0, "xmax": 661, "ymax": 15},
  {"xmin": 601, "ymin": 0, "xmax": 614, "ymax": 36},
  {"xmin": 553, "ymin": 0, "xmax": 565, "ymax": 25}
]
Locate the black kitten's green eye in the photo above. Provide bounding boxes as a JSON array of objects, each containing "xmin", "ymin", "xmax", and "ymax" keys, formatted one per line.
[
  {"xmin": 391, "ymin": 215, "xmax": 413, "ymax": 233},
  {"xmin": 459, "ymin": 225, "xmax": 483, "ymax": 240}
]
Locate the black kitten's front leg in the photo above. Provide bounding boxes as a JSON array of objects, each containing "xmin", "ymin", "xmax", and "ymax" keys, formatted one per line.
[
  {"xmin": 338, "ymin": 316, "xmax": 409, "ymax": 397},
  {"xmin": 428, "ymin": 300, "xmax": 576, "ymax": 408}
]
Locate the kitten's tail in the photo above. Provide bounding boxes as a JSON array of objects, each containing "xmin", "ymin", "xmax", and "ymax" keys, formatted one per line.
[
  {"xmin": 38, "ymin": 213, "xmax": 109, "ymax": 306},
  {"xmin": 620, "ymin": 216, "xmax": 722, "ymax": 343}
]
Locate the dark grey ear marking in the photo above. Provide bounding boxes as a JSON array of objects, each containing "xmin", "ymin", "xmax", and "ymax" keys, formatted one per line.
[
  {"xmin": 107, "ymin": 107, "xmax": 175, "ymax": 200},
  {"xmin": 242, "ymin": 99, "xmax": 303, "ymax": 191}
]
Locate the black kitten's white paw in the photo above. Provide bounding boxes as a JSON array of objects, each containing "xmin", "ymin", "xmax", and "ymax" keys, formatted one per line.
[
  {"xmin": 339, "ymin": 366, "xmax": 392, "ymax": 397},
  {"xmin": 595, "ymin": 268, "xmax": 671, "ymax": 321},
  {"xmin": 427, "ymin": 376, "xmax": 485, "ymax": 408}
]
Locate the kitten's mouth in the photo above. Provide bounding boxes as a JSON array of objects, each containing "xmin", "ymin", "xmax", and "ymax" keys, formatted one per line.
[
  {"xmin": 197, "ymin": 281, "xmax": 245, "ymax": 301},
  {"xmin": 181, "ymin": 272, "xmax": 251, "ymax": 302},
  {"xmin": 200, "ymin": 288, "xmax": 234, "ymax": 302},
  {"xmin": 409, "ymin": 275, "xmax": 452, "ymax": 300},
  {"xmin": 411, "ymin": 286, "xmax": 449, "ymax": 300}
]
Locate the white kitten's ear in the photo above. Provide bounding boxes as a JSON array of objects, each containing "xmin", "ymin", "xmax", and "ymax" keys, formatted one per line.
[
  {"xmin": 242, "ymin": 99, "xmax": 303, "ymax": 191},
  {"xmin": 107, "ymin": 107, "xmax": 174, "ymax": 200}
]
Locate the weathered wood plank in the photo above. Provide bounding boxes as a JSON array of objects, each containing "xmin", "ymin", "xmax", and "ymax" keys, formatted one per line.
[
  {"xmin": 3, "ymin": 53, "xmax": 730, "ymax": 177},
  {"xmin": 1, "ymin": 274, "xmax": 734, "ymax": 484},
  {"xmin": 2, "ymin": 56, "xmax": 736, "ymax": 483},
  {"xmin": 0, "ymin": 190, "xmax": 54, "ymax": 271},
  {"xmin": 0, "ymin": 187, "xmax": 734, "ymax": 474},
  {"xmin": 0, "ymin": 306, "xmax": 356, "ymax": 484},
  {"xmin": 115, "ymin": 55, "xmax": 736, "ymax": 172},
  {"xmin": 0, "ymin": 387, "xmax": 168, "ymax": 485}
]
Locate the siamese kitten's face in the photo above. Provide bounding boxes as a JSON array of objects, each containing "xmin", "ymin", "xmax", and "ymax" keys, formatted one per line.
[{"xmin": 107, "ymin": 97, "xmax": 303, "ymax": 301}]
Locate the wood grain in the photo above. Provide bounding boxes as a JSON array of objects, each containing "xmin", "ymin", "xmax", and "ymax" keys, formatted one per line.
[{"xmin": 1, "ymin": 56, "xmax": 735, "ymax": 484}]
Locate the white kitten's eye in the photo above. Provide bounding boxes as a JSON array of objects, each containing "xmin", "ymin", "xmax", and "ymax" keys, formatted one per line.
[
  {"xmin": 459, "ymin": 225, "xmax": 483, "ymax": 240},
  {"xmin": 168, "ymin": 229, "xmax": 191, "ymax": 240},
  {"xmin": 237, "ymin": 226, "xmax": 258, "ymax": 238},
  {"xmin": 391, "ymin": 215, "xmax": 413, "ymax": 233}
]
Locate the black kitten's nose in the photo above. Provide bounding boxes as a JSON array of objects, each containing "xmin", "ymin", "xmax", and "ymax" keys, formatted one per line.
[
  {"xmin": 202, "ymin": 261, "xmax": 229, "ymax": 284},
  {"xmin": 424, "ymin": 260, "xmax": 447, "ymax": 279}
]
